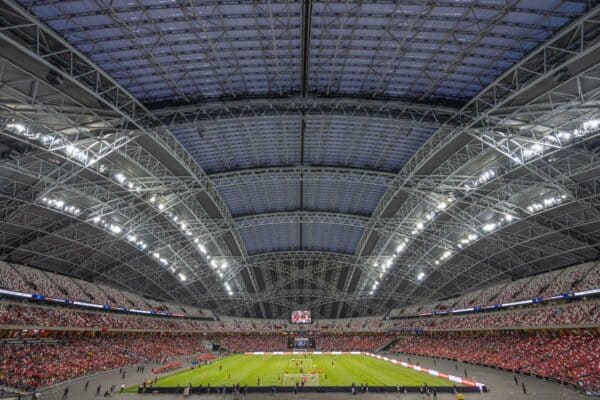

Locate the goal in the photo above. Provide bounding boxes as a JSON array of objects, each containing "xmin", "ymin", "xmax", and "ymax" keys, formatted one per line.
[
  {"xmin": 282, "ymin": 373, "xmax": 319, "ymax": 387},
  {"xmin": 289, "ymin": 358, "xmax": 313, "ymax": 369}
]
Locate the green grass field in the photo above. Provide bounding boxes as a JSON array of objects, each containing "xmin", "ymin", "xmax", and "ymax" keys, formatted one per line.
[{"xmin": 147, "ymin": 354, "xmax": 455, "ymax": 388}]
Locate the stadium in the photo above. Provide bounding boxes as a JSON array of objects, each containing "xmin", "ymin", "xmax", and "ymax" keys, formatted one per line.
[{"xmin": 0, "ymin": 0, "xmax": 599, "ymax": 399}]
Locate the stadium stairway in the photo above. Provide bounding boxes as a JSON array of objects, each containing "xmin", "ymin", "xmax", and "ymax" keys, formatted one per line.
[{"xmin": 376, "ymin": 336, "xmax": 398, "ymax": 352}]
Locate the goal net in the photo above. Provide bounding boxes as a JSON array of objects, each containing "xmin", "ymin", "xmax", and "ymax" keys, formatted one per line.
[
  {"xmin": 289, "ymin": 358, "xmax": 313, "ymax": 369},
  {"xmin": 282, "ymin": 373, "xmax": 319, "ymax": 387}
]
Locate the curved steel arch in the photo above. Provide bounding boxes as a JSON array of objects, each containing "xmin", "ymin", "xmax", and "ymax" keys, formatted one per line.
[
  {"xmin": 152, "ymin": 96, "xmax": 460, "ymax": 128},
  {"xmin": 234, "ymin": 211, "xmax": 370, "ymax": 230},
  {"xmin": 209, "ymin": 166, "xmax": 397, "ymax": 188}
]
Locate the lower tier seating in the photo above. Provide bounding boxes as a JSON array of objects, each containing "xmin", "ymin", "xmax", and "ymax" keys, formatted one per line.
[{"xmin": 391, "ymin": 334, "xmax": 600, "ymax": 391}]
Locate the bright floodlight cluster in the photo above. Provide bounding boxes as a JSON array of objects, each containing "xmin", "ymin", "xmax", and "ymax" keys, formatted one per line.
[
  {"xmin": 370, "ymin": 116, "xmax": 600, "ymax": 294},
  {"xmin": 4, "ymin": 120, "xmax": 237, "ymax": 292},
  {"xmin": 526, "ymin": 194, "xmax": 568, "ymax": 214},
  {"xmin": 41, "ymin": 197, "xmax": 81, "ymax": 216}
]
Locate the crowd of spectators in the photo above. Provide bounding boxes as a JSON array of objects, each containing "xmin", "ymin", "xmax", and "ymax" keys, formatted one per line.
[
  {"xmin": 2, "ymin": 260, "xmax": 600, "ymax": 328},
  {"xmin": 0, "ymin": 262, "xmax": 212, "ymax": 318},
  {"xmin": 391, "ymin": 261, "xmax": 600, "ymax": 317},
  {"xmin": 549, "ymin": 263, "xmax": 594, "ymax": 295},
  {"xmin": 0, "ymin": 335, "xmax": 205, "ymax": 390},
  {"xmin": 1, "ymin": 297, "xmax": 598, "ymax": 333},
  {"xmin": 0, "ymin": 302, "xmax": 208, "ymax": 331},
  {"xmin": 316, "ymin": 334, "xmax": 394, "ymax": 351},
  {"xmin": 391, "ymin": 334, "xmax": 600, "ymax": 391},
  {"xmin": 0, "ymin": 261, "xmax": 33, "ymax": 294},
  {"xmin": 208, "ymin": 334, "xmax": 394, "ymax": 352},
  {"xmin": 387, "ymin": 300, "xmax": 600, "ymax": 331},
  {"xmin": 209, "ymin": 334, "xmax": 288, "ymax": 352},
  {"xmin": 577, "ymin": 263, "xmax": 600, "ymax": 291}
]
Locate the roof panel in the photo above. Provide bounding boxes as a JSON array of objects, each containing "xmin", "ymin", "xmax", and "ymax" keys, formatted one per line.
[
  {"xmin": 18, "ymin": 0, "xmax": 589, "ymax": 103},
  {"xmin": 21, "ymin": 0, "xmax": 302, "ymax": 103},
  {"xmin": 303, "ymin": 180, "xmax": 385, "ymax": 216},
  {"xmin": 218, "ymin": 180, "xmax": 300, "ymax": 216},
  {"xmin": 239, "ymin": 222, "xmax": 364, "ymax": 255},
  {"xmin": 305, "ymin": 115, "xmax": 436, "ymax": 172},
  {"xmin": 309, "ymin": 0, "xmax": 589, "ymax": 101},
  {"xmin": 303, "ymin": 223, "xmax": 364, "ymax": 254},
  {"xmin": 172, "ymin": 116, "xmax": 301, "ymax": 173},
  {"xmin": 239, "ymin": 223, "xmax": 300, "ymax": 255}
]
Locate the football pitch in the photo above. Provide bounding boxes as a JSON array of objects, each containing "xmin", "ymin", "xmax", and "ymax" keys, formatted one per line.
[{"xmin": 148, "ymin": 354, "xmax": 456, "ymax": 388}]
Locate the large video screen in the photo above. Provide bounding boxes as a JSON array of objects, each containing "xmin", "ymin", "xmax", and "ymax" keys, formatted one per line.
[{"xmin": 291, "ymin": 310, "xmax": 312, "ymax": 324}]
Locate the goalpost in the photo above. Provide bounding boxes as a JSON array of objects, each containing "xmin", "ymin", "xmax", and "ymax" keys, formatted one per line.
[
  {"xmin": 289, "ymin": 358, "xmax": 313, "ymax": 369},
  {"xmin": 282, "ymin": 373, "xmax": 319, "ymax": 387}
]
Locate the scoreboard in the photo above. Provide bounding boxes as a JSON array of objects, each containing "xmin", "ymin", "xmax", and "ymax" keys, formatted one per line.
[
  {"xmin": 287, "ymin": 337, "xmax": 316, "ymax": 349},
  {"xmin": 291, "ymin": 310, "xmax": 311, "ymax": 324}
]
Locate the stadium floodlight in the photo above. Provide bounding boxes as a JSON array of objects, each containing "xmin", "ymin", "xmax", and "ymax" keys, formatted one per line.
[
  {"xmin": 42, "ymin": 197, "xmax": 82, "ymax": 216},
  {"xmin": 482, "ymin": 222, "xmax": 497, "ymax": 233},
  {"xmin": 417, "ymin": 272, "xmax": 425, "ymax": 281},
  {"xmin": 526, "ymin": 194, "xmax": 568, "ymax": 214},
  {"xmin": 157, "ymin": 203, "xmax": 165, "ymax": 210},
  {"xmin": 110, "ymin": 224, "xmax": 122, "ymax": 234},
  {"xmin": 65, "ymin": 144, "xmax": 90, "ymax": 164},
  {"xmin": 114, "ymin": 172, "xmax": 126, "ymax": 184},
  {"xmin": 582, "ymin": 119, "xmax": 600, "ymax": 131},
  {"xmin": 210, "ymin": 259, "xmax": 218, "ymax": 269},
  {"xmin": 221, "ymin": 262, "xmax": 228, "ymax": 269},
  {"xmin": 178, "ymin": 273, "xmax": 187, "ymax": 282},
  {"xmin": 6, "ymin": 122, "xmax": 27, "ymax": 133}
]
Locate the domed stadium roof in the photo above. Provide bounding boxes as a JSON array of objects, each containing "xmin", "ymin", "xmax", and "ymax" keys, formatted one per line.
[{"xmin": 0, "ymin": 0, "xmax": 599, "ymax": 317}]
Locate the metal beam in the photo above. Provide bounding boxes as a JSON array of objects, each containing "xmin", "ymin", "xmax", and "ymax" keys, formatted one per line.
[{"xmin": 151, "ymin": 96, "xmax": 459, "ymax": 128}]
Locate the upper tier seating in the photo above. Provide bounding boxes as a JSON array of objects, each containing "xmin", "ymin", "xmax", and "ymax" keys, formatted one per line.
[{"xmin": 391, "ymin": 261, "xmax": 600, "ymax": 317}]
